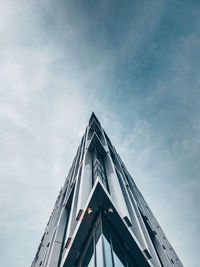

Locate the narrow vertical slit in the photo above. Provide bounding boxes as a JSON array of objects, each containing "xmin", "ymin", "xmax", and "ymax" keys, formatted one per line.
[{"xmin": 92, "ymin": 149, "xmax": 94, "ymax": 186}]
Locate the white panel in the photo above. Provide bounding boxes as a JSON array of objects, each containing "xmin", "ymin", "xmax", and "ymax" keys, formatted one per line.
[
  {"xmin": 75, "ymin": 150, "xmax": 93, "ymax": 220},
  {"xmin": 105, "ymin": 153, "xmax": 131, "ymax": 223}
]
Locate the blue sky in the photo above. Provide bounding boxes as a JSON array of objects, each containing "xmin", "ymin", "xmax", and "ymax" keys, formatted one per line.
[{"xmin": 0, "ymin": 0, "xmax": 199, "ymax": 266}]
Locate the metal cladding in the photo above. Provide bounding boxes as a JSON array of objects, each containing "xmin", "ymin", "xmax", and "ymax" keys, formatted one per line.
[{"xmin": 31, "ymin": 113, "xmax": 183, "ymax": 267}]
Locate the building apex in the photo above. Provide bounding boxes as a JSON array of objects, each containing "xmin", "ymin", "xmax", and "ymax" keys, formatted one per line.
[{"xmin": 89, "ymin": 112, "xmax": 101, "ymax": 127}]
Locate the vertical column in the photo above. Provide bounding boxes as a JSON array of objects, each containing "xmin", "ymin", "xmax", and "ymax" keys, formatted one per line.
[
  {"xmin": 104, "ymin": 153, "xmax": 132, "ymax": 225},
  {"xmin": 75, "ymin": 127, "xmax": 93, "ymax": 220}
]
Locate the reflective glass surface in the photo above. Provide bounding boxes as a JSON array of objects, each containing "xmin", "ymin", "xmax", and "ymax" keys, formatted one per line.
[
  {"xmin": 113, "ymin": 252, "xmax": 124, "ymax": 267},
  {"xmin": 103, "ymin": 236, "xmax": 113, "ymax": 267},
  {"xmin": 78, "ymin": 216, "xmax": 136, "ymax": 267},
  {"xmin": 82, "ymin": 240, "xmax": 94, "ymax": 267},
  {"xmin": 95, "ymin": 224, "xmax": 104, "ymax": 267},
  {"xmin": 93, "ymin": 150, "xmax": 108, "ymax": 190},
  {"xmin": 96, "ymin": 236, "xmax": 104, "ymax": 267},
  {"xmin": 112, "ymin": 238, "xmax": 126, "ymax": 267},
  {"xmin": 87, "ymin": 255, "xmax": 94, "ymax": 267}
]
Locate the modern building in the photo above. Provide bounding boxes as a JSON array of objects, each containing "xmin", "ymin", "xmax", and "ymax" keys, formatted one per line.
[{"xmin": 31, "ymin": 113, "xmax": 183, "ymax": 267}]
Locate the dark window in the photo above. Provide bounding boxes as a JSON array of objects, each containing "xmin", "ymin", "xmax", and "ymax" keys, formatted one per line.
[
  {"xmin": 77, "ymin": 213, "xmax": 136, "ymax": 267},
  {"xmin": 112, "ymin": 238, "xmax": 126, "ymax": 267},
  {"xmin": 95, "ymin": 224, "xmax": 104, "ymax": 267},
  {"xmin": 93, "ymin": 149, "xmax": 109, "ymax": 191},
  {"xmin": 82, "ymin": 240, "xmax": 94, "ymax": 267}
]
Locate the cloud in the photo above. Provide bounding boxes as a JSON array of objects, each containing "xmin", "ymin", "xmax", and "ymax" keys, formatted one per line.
[{"xmin": 0, "ymin": 0, "xmax": 199, "ymax": 266}]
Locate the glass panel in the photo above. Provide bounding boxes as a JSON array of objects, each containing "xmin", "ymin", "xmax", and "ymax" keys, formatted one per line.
[
  {"xmin": 112, "ymin": 239, "xmax": 125, "ymax": 267},
  {"xmin": 82, "ymin": 239, "xmax": 94, "ymax": 267},
  {"xmin": 92, "ymin": 149, "xmax": 109, "ymax": 191},
  {"xmin": 95, "ymin": 223, "xmax": 104, "ymax": 267},
  {"xmin": 95, "ymin": 223, "xmax": 101, "ymax": 243},
  {"xmin": 87, "ymin": 255, "xmax": 94, "ymax": 267},
  {"xmin": 102, "ymin": 224, "xmax": 113, "ymax": 267},
  {"xmin": 113, "ymin": 253, "xmax": 124, "ymax": 267},
  {"xmin": 103, "ymin": 236, "xmax": 113, "ymax": 267},
  {"xmin": 96, "ymin": 236, "xmax": 104, "ymax": 267},
  {"xmin": 126, "ymin": 259, "xmax": 135, "ymax": 267}
]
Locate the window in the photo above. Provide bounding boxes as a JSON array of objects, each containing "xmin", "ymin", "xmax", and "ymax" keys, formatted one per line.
[
  {"xmin": 93, "ymin": 148, "xmax": 109, "ymax": 191},
  {"xmin": 82, "ymin": 240, "xmax": 94, "ymax": 267},
  {"xmin": 112, "ymin": 239, "xmax": 125, "ymax": 267},
  {"xmin": 103, "ymin": 235, "xmax": 113, "ymax": 267},
  {"xmin": 95, "ymin": 224, "xmax": 104, "ymax": 267},
  {"xmin": 77, "ymin": 212, "xmax": 137, "ymax": 267},
  {"xmin": 88, "ymin": 120, "xmax": 105, "ymax": 145},
  {"xmin": 102, "ymin": 223, "xmax": 113, "ymax": 267}
]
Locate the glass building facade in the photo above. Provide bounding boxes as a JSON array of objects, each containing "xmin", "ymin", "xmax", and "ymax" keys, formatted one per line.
[
  {"xmin": 77, "ymin": 212, "xmax": 136, "ymax": 267},
  {"xmin": 31, "ymin": 113, "xmax": 183, "ymax": 267}
]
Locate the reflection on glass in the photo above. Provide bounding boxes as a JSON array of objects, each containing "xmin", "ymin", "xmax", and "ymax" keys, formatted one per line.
[
  {"xmin": 113, "ymin": 252, "xmax": 124, "ymax": 267},
  {"xmin": 112, "ymin": 239, "xmax": 125, "ymax": 267},
  {"xmin": 95, "ymin": 224, "xmax": 104, "ymax": 267},
  {"xmin": 96, "ymin": 236, "xmax": 104, "ymax": 267},
  {"xmin": 93, "ymin": 149, "xmax": 108, "ymax": 191},
  {"xmin": 103, "ymin": 236, "xmax": 113, "ymax": 267},
  {"xmin": 95, "ymin": 224, "xmax": 101, "ymax": 243},
  {"xmin": 87, "ymin": 255, "xmax": 94, "ymax": 267},
  {"xmin": 81, "ymin": 219, "xmax": 135, "ymax": 267},
  {"xmin": 82, "ymin": 239, "xmax": 94, "ymax": 267}
]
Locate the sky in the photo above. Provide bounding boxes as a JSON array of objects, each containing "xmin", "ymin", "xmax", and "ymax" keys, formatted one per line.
[{"xmin": 0, "ymin": 0, "xmax": 199, "ymax": 266}]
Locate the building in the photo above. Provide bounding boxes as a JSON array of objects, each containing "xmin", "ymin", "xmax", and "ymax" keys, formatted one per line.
[{"xmin": 31, "ymin": 113, "xmax": 183, "ymax": 267}]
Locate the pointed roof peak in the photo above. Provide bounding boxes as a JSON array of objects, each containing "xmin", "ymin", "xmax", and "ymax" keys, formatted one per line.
[
  {"xmin": 89, "ymin": 112, "xmax": 101, "ymax": 128},
  {"xmin": 90, "ymin": 111, "xmax": 98, "ymax": 119}
]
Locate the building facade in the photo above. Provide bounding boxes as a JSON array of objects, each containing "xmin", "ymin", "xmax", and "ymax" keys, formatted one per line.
[{"xmin": 31, "ymin": 113, "xmax": 183, "ymax": 267}]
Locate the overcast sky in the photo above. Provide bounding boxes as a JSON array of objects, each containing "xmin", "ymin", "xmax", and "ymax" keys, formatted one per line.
[{"xmin": 0, "ymin": 0, "xmax": 200, "ymax": 266}]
